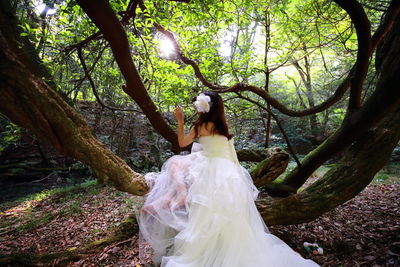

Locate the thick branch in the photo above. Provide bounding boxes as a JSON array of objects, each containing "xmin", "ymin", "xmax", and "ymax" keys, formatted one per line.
[
  {"xmin": 0, "ymin": 22, "xmax": 148, "ymax": 195},
  {"xmin": 274, "ymin": 14, "xmax": 400, "ymax": 191},
  {"xmin": 333, "ymin": 0, "xmax": 371, "ymax": 111},
  {"xmin": 236, "ymin": 148, "xmax": 273, "ymax": 162},
  {"xmin": 75, "ymin": 0, "xmax": 179, "ymax": 150},
  {"xmin": 250, "ymin": 147, "xmax": 289, "ymax": 187},
  {"xmin": 371, "ymin": 0, "xmax": 400, "ymax": 52},
  {"xmin": 258, "ymin": 105, "xmax": 400, "ymax": 225},
  {"xmin": 225, "ymin": 80, "xmax": 346, "ymax": 115}
]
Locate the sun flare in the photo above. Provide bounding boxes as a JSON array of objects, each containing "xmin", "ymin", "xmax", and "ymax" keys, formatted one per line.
[
  {"xmin": 35, "ymin": 3, "xmax": 57, "ymax": 15},
  {"xmin": 158, "ymin": 36, "xmax": 176, "ymax": 58}
]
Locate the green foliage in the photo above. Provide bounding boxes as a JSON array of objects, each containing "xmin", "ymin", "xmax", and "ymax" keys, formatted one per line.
[
  {"xmin": 12, "ymin": 0, "xmax": 387, "ymax": 140},
  {"xmin": 372, "ymin": 161, "xmax": 400, "ymax": 184},
  {"xmin": 0, "ymin": 115, "xmax": 21, "ymax": 152}
]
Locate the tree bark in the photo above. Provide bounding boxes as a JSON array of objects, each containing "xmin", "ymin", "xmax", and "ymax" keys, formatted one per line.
[
  {"xmin": 270, "ymin": 12, "xmax": 400, "ymax": 193},
  {"xmin": 250, "ymin": 148, "xmax": 289, "ymax": 187},
  {"xmin": 257, "ymin": 105, "xmax": 400, "ymax": 225},
  {"xmin": 0, "ymin": 30, "xmax": 148, "ymax": 196},
  {"xmin": 333, "ymin": 0, "xmax": 371, "ymax": 111},
  {"xmin": 236, "ymin": 147, "xmax": 286, "ymax": 162}
]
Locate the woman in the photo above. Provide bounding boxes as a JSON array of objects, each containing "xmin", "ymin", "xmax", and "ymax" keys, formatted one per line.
[{"xmin": 137, "ymin": 91, "xmax": 319, "ymax": 267}]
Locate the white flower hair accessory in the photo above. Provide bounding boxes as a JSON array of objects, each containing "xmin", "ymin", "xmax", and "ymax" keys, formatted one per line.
[{"xmin": 194, "ymin": 93, "xmax": 212, "ymax": 113}]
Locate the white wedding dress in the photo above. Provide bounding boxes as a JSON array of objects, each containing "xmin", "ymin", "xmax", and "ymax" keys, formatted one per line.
[{"xmin": 137, "ymin": 135, "xmax": 319, "ymax": 267}]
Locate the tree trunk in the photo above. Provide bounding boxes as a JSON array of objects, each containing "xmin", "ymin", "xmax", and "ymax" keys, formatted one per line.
[
  {"xmin": 0, "ymin": 30, "xmax": 148, "ymax": 196},
  {"xmin": 257, "ymin": 105, "xmax": 400, "ymax": 225},
  {"xmin": 270, "ymin": 13, "xmax": 400, "ymax": 194},
  {"xmin": 0, "ymin": 1, "xmax": 72, "ymax": 104}
]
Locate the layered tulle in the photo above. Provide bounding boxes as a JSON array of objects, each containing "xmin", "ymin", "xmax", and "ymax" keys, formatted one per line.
[{"xmin": 137, "ymin": 135, "xmax": 319, "ymax": 267}]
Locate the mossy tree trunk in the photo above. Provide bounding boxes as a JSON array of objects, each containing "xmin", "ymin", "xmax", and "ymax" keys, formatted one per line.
[
  {"xmin": 257, "ymin": 11, "xmax": 400, "ymax": 224},
  {"xmin": 257, "ymin": 105, "xmax": 400, "ymax": 225},
  {"xmin": 0, "ymin": 10, "xmax": 148, "ymax": 196},
  {"xmin": 269, "ymin": 5, "xmax": 400, "ymax": 195},
  {"xmin": 249, "ymin": 148, "xmax": 289, "ymax": 187}
]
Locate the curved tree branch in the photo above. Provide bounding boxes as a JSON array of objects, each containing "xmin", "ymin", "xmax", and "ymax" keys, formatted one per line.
[
  {"xmin": 153, "ymin": 24, "xmax": 225, "ymax": 90},
  {"xmin": 154, "ymin": 18, "xmax": 353, "ymax": 117},
  {"xmin": 371, "ymin": 0, "xmax": 400, "ymax": 52},
  {"xmin": 155, "ymin": 1, "xmax": 396, "ymax": 119},
  {"xmin": 75, "ymin": 0, "xmax": 179, "ymax": 150},
  {"xmin": 258, "ymin": 105, "xmax": 400, "ymax": 225},
  {"xmin": 272, "ymin": 13, "xmax": 400, "ymax": 192},
  {"xmin": 333, "ymin": 0, "xmax": 371, "ymax": 111},
  {"xmin": 154, "ymin": 21, "xmax": 350, "ymax": 117}
]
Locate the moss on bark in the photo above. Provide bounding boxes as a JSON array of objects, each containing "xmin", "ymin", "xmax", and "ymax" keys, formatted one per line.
[
  {"xmin": 249, "ymin": 147, "xmax": 289, "ymax": 187},
  {"xmin": 0, "ymin": 25, "xmax": 148, "ymax": 196}
]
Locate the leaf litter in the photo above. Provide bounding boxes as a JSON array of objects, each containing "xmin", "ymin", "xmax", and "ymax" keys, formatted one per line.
[{"xmin": 0, "ymin": 183, "xmax": 398, "ymax": 266}]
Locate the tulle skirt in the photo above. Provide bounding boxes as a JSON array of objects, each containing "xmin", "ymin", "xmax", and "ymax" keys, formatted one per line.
[{"xmin": 137, "ymin": 150, "xmax": 319, "ymax": 267}]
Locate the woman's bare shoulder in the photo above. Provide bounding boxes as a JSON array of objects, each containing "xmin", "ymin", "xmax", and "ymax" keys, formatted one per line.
[{"xmin": 198, "ymin": 122, "xmax": 215, "ymax": 136}]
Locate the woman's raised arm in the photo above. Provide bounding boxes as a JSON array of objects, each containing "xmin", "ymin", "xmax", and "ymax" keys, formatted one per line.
[{"xmin": 173, "ymin": 106, "xmax": 196, "ymax": 148}]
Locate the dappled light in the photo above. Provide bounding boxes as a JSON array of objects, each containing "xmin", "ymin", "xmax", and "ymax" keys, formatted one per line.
[
  {"xmin": 0, "ymin": 0, "xmax": 399, "ymax": 265},
  {"xmin": 1, "ymin": 202, "xmax": 33, "ymax": 218}
]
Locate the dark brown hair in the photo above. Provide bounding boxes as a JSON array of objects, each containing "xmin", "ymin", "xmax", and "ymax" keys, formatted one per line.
[{"xmin": 192, "ymin": 91, "xmax": 233, "ymax": 139}]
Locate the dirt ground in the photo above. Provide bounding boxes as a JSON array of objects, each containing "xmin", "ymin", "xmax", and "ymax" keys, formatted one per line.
[{"xmin": 1, "ymin": 182, "xmax": 399, "ymax": 267}]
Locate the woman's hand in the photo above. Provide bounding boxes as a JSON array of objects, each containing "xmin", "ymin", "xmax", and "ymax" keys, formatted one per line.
[
  {"xmin": 174, "ymin": 106, "xmax": 195, "ymax": 147},
  {"xmin": 173, "ymin": 106, "xmax": 184, "ymax": 122}
]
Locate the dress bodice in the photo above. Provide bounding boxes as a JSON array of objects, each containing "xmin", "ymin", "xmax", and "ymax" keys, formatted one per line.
[{"xmin": 198, "ymin": 135, "xmax": 238, "ymax": 163}]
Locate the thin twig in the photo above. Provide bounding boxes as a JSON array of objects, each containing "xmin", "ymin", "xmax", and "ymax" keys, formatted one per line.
[
  {"xmin": 77, "ymin": 47, "xmax": 141, "ymax": 113},
  {"xmin": 234, "ymin": 92, "xmax": 302, "ymax": 168},
  {"xmin": 66, "ymin": 44, "xmax": 108, "ymax": 97}
]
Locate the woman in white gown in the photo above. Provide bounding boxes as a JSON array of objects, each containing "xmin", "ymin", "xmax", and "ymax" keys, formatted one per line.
[{"xmin": 137, "ymin": 92, "xmax": 319, "ymax": 267}]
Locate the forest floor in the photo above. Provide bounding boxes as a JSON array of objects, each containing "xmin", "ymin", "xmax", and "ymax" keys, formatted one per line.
[{"xmin": 0, "ymin": 170, "xmax": 399, "ymax": 267}]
